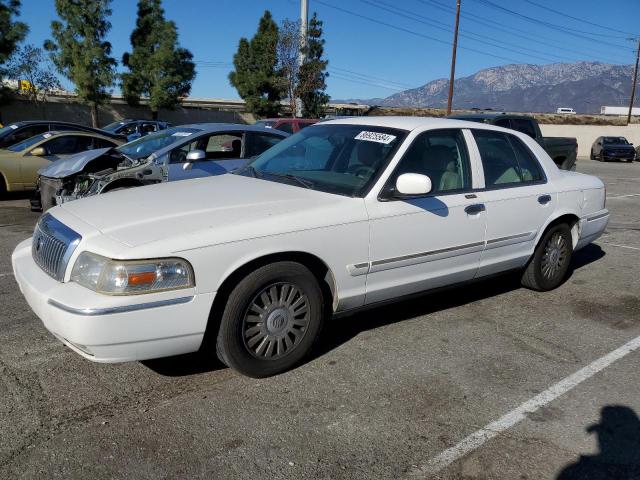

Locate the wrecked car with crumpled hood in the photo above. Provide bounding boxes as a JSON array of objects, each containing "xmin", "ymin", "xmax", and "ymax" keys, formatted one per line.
[{"xmin": 32, "ymin": 123, "xmax": 288, "ymax": 211}]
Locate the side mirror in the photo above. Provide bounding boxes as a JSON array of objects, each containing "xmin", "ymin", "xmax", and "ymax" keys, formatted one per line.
[
  {"xmin": 395, "ymin": 173, "xmax": 432, "ymax": 196},
  {"xmin": 182, "ymin": 162, "xmax": 193, "ymax": 171},
  {"xmin": 186, "ymin": 149, "xmax": 205, "ymax": 162},
  {"xmin": 31, "ymin": 147, "xmax": 47, "ymax": 156}
]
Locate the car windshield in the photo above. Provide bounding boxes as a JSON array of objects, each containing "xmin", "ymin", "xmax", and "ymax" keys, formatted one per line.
[
  {"xmin": 117, "ymin": 127, "xmax": 200, "ymax": 160},
  {"xmin": 6, "ymin": 133, "xmax": 52, "ymax": 152},
  {"xmin": 603, "ymin": 137, "xmax": 628, "ymax": 145},
  {"xmin": 102, "ymin": 121, "xmax": 126, "ymax": 132},
  {"xmin": 242, "ymin": 124, "xmax": 407, "ymax": 197}
]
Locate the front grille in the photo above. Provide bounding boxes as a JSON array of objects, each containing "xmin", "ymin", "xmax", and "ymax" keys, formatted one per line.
[{"xmin": 32, "ymin": 214, "xmax": 82, "ymax": 281}]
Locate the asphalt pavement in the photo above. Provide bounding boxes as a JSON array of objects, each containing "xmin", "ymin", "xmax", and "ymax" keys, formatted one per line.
[{"xmin": 0, "ymin": 159, "xmax": 639, "ymax": 479}]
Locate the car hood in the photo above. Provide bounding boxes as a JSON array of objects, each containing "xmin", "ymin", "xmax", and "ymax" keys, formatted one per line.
[
  {"xmin": 38, "ymin": 148, "xmax": 114, "ymax": 178},
  {"xmin": 57, "ymin": 174, "xmax": 366, "ymax": 250}
]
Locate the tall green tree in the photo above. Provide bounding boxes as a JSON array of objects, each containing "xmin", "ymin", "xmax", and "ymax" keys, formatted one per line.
[
  {"xmin": 296, "ymin": 12, "xmax": 329, "ymax": 118},
  {"xmin": 121, "ymin": 0, "xmax": 195, "ymax": 120},
  {"xmin": 45, "ymin": 0, "xmax": 116, "ymax": 127},
  {"xmin": 0, "ymin": 0, "xmax": 28, "ymax": 114},
  {"xmin": 277, "ymin": 19, "xmax": 301, "ymax": 117},
  {"xmin": 229, "ymin": 10, "xmax": 283, "ymax": 118}
]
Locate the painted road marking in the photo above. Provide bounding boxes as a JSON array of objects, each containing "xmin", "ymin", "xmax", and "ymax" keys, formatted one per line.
[
  {"xmin": 597, "ymin": 241, "xmax": 640, "ymax": 251},
  {"xmin": 606, "ymin": 193, "xmax": 640, "ymax": 199},
  {"xmin": 409, "ymin": 334, "xmax": 640, "ymax": 477},
  {"xmin": 0, "ymin": 273, "xmax": 14, "ymax": 277}
]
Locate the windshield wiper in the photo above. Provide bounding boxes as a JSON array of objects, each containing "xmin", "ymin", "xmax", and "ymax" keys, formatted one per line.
[{"xmin": 267, "ymin": 172, "xmax": 314, "ymax": 189}]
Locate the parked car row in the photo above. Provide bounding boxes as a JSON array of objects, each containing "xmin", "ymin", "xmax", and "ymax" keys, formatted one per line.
[{"xmin": 11, "ymin": 116, "xmax": 609, "ymax": 378}]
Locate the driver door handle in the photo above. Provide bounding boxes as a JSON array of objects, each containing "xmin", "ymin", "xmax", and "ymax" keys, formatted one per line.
[{"xmin": 465, "ymin": 203, "xmax": 486, "ymax": 215}]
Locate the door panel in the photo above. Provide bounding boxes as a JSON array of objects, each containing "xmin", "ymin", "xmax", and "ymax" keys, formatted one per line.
[{"xmin": 364, "ymin": 128, "xmax": 486, "ymax": 304}]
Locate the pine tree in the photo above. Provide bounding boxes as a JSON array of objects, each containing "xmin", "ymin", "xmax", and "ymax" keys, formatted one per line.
[
  {"xmin": 45, "ymin": 0, "xmax": 116, "ymax": 127},
  {"xmin": 0, "ymin": 0, "xmax": 28, "ymax": 113},
  {"xmin": 229, "ymin": 11, "xmax": 283, "ymax": 118},
  {"xmin": 296, "ymin": 12, "xmax": 329, "ymax": 118},
  {"xmin": 0, "ymin": 0, "xmax": 27, "ymax": 66},
  {"xmin": 121, "ymin": 0, "xmax": 195, "ymax": 120}
]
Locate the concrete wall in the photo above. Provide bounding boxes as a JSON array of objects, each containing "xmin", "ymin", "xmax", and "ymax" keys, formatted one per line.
[
  {"xmin": 540, "ymin": 123, "xmax": 640, "ymax": 158},
  {"xmin": 0, "ymin": 97, "xmax": 255, "ymax": 127}
]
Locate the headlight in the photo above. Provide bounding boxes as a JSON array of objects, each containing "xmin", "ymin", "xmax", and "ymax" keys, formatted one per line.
[{"xmin": 70, "ymin": 251, "xmax": 194, "ymax": 295}]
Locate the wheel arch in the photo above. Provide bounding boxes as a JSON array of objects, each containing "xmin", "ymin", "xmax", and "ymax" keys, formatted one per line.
[
  {"xmin": 535, "ymin": 212, "xmax": 581, "ymax": 250},
  {"xmin": 0, "ymin": 171, "xmax": 6, "ymax": 192},
  {"xmin": 200, "ymin": 251, "xmax": 337, "ymax": 351}
]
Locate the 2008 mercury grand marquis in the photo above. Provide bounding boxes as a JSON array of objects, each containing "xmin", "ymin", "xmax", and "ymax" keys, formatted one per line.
[{"xmin": 12, "ymin": 117, "xmax": 609, "ymax": 378}]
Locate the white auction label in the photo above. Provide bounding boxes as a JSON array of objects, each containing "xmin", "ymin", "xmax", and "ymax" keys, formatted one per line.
[
  {"xmin": 355, "ymin": 131, "xmax": 396, "ymax": 144},
  {"xmin": 171, "ymin": 131, "xmax": 193, "ymax": 137}
]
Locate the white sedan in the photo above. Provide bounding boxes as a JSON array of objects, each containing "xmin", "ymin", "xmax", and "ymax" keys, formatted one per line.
[{"xmin": 12, "ymin": 117, "xmax": 609, "ymax": 378}]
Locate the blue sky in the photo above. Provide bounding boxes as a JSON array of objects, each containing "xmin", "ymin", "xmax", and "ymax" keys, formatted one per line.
[{"xmin": 16, "ymin": 0, "xmax": 640, "ymax": 100}]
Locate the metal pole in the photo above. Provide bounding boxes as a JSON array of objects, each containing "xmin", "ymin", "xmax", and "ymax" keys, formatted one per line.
[
  {"xmin": 446, "ymin": 0, "xmax": 461, "ymax": 116},
  {"xmin": 627, "ymin": 37, "xmax": 640, "ymax": 125},
  {"xmin": 296, "ymin": 0, "xmax": 309, "ymax": 117}
]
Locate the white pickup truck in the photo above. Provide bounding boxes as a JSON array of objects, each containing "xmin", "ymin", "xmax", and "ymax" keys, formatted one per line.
[{"xmin": 12, "ymin": 117, "xmax": 609, "ymax": 378}]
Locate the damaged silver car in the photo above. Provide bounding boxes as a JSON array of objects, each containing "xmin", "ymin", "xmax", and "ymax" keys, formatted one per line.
[{"xmin": 32, "ymin": 123, "xmax": 288, "ymax": 211}]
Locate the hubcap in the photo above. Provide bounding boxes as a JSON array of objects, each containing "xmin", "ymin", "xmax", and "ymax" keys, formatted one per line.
[
  {"xmin": 541, "ymin": 232, "xmax": 568, "ymax": 280},
  {"xmin": 242, "ymin": 282, "xmax": 310, "ymax": 359}
]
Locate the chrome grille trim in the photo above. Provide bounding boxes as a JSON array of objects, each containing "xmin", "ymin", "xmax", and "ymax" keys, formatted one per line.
[{"xmin": 32, "ymin": 214, "xmax": 82, "ymax": 281}]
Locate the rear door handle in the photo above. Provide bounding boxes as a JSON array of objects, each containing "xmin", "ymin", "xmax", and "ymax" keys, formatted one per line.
[
  {"xmin": 465, "ymin": 203, "xmax": 486, "ymax": 215},
  {"xmin": 538, "ymin": 194, "xmax": 552, "ymax": 205}
]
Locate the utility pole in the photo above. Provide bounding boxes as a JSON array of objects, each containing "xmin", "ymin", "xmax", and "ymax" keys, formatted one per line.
[
  {"xmin": 296, "ymin": 0, "xmax": 309, "ymax": 117},
  {"xmin": 446, "ymin": 0, "xmax": 461, "ymax": 115},
  {"xmin": 627, "ymin": 37, "xmax": 640, "ymax": 125}
]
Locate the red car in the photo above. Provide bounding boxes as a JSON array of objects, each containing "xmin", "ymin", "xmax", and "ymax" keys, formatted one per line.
[{"xmin": 254, "ymin": 118, "xmax": 318, "ymax": 134}]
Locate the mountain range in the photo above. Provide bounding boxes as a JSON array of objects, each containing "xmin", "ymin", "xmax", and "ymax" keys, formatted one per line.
[{"xmin": 338, "ymin": 62, "xmax": 634, "ymax": 114}]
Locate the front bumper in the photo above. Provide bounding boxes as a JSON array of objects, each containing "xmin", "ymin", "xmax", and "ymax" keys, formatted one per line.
[
  {"xmin": 11, "ymin": 238, "xmax": 215, "ymax": 363},
  {"xmin": 576, "ymin": 209, "xmax": 609, "ymax": 251},
  {"xmin": 602, "ymin": 151, "xmax": 635, "ymax": 160}
]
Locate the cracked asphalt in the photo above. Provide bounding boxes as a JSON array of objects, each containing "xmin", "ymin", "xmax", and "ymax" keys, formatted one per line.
[{"xmin": 1, "ymin": 160, "xmax": 639, "ymax": 479}]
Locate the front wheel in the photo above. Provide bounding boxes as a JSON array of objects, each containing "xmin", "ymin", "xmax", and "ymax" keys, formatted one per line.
[
  {"xmin": 590, "ymin": 149, "xmax": 595, "ymax": 160},
  {"xmin": 215, "ymin": 262, "xmax": 324, "ymax": 378},
  {"xmin": 521, "ymin": 224, "xmax": 573, "ymax": 291}
]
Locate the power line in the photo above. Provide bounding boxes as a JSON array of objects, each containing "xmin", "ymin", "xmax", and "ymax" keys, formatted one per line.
[
  {"xmin": 362, "ymin": 0, "xmax": 576, "ymax": 63},
  {"xmin": 416, "ymin": 0, "xmax": 633, "ymax": 64},
  {"xmin": 470, "ymin": 0, "xmax": 634, "ymax": 51},
  {"xmin": 314, "ymin": 0, "xmax": 543, "ymax": 65},
  {"xmin": 523, "ymin": 0, "xmax": 636, "ymax": 38}
]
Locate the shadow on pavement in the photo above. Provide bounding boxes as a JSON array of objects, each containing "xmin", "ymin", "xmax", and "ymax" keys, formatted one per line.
[
  {"xmin": 557, "ymin": 405, "xmax": 640, "ymax": 479},
  {"xmin": 142, "ymin": 351, "xmax": 225, "ymax": 377}
]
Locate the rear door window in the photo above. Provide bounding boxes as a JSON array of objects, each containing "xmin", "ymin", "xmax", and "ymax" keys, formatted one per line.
[
  {"xmin": 473, "ymin": 130, "xmax": 543, "ymax": 187},
  {"xmin": 494, "ymin": 119, "xmax": 512, "ymax": 129},
  {"xmin": 510, "ymin": 119, "xmax": 537, "ymax": 139},
  {"xmin": 245, "ymin": 132, "xmax": 283, "ymax": 158},
  {"xmin": 11, "ymin": 124, "xmax": 50, "ymax": 143}
]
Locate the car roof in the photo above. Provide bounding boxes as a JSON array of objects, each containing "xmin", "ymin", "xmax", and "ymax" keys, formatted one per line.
[
  {"xmin": 175, "ymin": 123, "xmax": 289, "ymax": 135},
  {"xmin": 320, "ymin": 115, "xmax": 517, "ymax": 131},
  {"xmin": 448, "ymin": 112, "xmax": 533, "ymax": 120}
]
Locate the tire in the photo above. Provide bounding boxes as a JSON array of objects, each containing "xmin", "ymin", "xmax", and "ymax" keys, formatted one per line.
[
  {"xmin": 590, "ymin": 149, "xmax": 595, "ymax": 160},
  {"xmin": 0, "ymin": 173, "xmax": 6, "ymax": 197},
  {"xmin": 521, "ymin": 223, "xmax": 573, "ymax": 292},
  {"xmin": 215, "ymin": 261, "xmax": 324, "ymax": 378},
  {"xmin": 599, "ymin": 152, "xmax": 605, "ymax": 162}
]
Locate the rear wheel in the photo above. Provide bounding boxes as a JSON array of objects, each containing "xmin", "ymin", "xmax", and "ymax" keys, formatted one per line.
[
  {"xmin": 215, "ymin": 262, "xmax": 324, "ymax": 378},
  {"xmin": 521, "ymin": 224, "xmax": 573, "ymax": 291}
]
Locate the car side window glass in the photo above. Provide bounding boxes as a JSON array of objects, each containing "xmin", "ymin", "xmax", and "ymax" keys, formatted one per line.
[
  {"xmin": 14, "ymin": 125, "xmax": 49, "ymax": 142},
  {"xmin": 203, "ymin": 133, "xmax": 243, "ymax": 160},
  {"xmin": 298, "ymin": 122, "xmax": 312, "ymax": 130},
  {"xmin": 141, "ymin": 123, "xmax": 158, "ymax": 134},
  {"xmin": 276, "ymin": 123, "xmax": 294, "ymax": 134},
  {"xmin": 390, "ymin": 129, "xmax": 471, "ymax": 194},
  {"xmin": 245, "ymin": 133, "xmax": 282, "ymax": 158},
  {"xmin": 94, "ymin": 138, "xmax": 118, "ymax": 149},
  {"xmin": 494, "ymin": 119, "xmax": 512, "ymax": 129},
  {"xmin": 510, "ymin": 119, "xmax": 537, "ymax": 139},
  {"xmin": 41, "ymin": 136, "xmax": 78, "ymax": 155},
  {"xmin": 506, "ymin": 135, "xmax": 543, "ymax": 182},
  {"xmin": 473, "ymin": 130, "xmax": 538, "ymax": 187},
  {"xmin": 118, "ymin": 124, "xmax": 138, "ymax": 136}
]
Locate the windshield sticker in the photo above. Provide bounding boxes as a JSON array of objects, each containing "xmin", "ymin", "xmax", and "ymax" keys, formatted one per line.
[
  {"xmin": 171, "ymin": 131, "xmax": 193, "ymax": 137},
  {"xmin": 43, "ymin": 133, "xmax": 52, "ymax": 138},
  {"xmin": 355, "ymin": 131, "xmax": 396, "ymax": 144},
  {"xmin": 9, "ymin": 124, "xmax": 18, "ymax": 129}
]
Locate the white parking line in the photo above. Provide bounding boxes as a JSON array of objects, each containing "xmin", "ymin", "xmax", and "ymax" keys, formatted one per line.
[
  {"xmin": 596, "ymin": 241, "xmax": 640, "ymax": 251},
  {"xmin": 606, "ymin": 193, "xmax": 640, "ymax": 199},
  {"xmin": 409, "ymin": 334, "xmax": 640, "ymax": 477}
]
